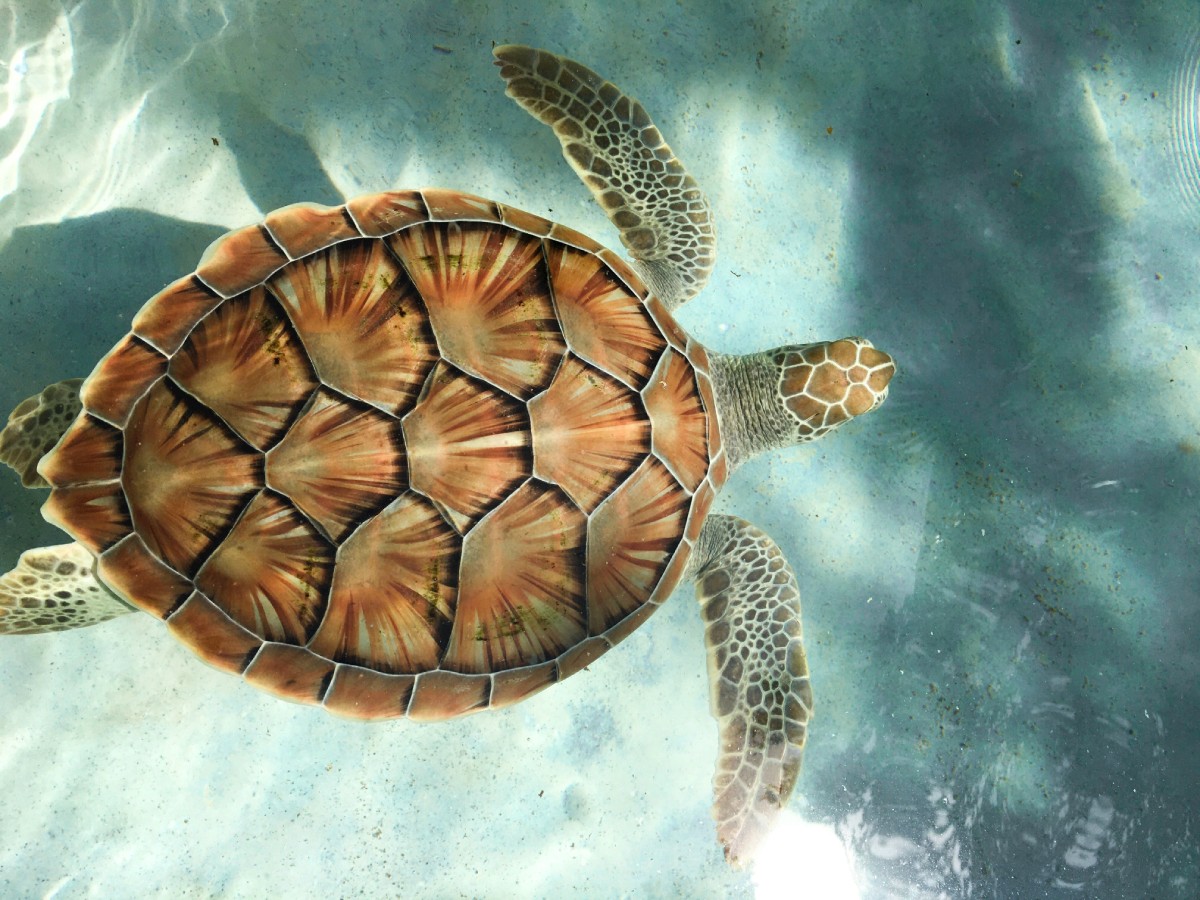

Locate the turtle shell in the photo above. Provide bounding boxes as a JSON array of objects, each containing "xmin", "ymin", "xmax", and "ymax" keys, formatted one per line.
[{"xmin": 38, "ymin": 189, "xmax": 729, "ymax": 721}]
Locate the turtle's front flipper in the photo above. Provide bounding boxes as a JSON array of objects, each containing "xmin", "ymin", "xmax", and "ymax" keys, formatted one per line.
[
  {"xmin": 0, "ymin": 542, "xmax": 133, "ymax": 634},
  {"xmin": 495, "ymin": 45, "xmax": 715, "ymax": 311},
  {"xmin": 0, "ymin": 379, "xmax": 84, "ymax": 488},
  {"xmin": 690, "ymin": 514, "xmax": 813, "ymax": 867}
]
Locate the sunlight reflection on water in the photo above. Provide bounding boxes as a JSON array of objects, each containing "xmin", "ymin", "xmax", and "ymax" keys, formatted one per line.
[
  {"xmin": 0, "ymin": 11, "xmax": 72, "ymax": 205},
  {"xmin": 753, "ymin": 813, "xmax": 860, "ymax": 899}
]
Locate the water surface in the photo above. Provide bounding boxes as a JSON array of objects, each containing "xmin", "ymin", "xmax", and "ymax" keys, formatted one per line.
[{"xmin": 1, "ymin": 2, "xmax": 1196, "ymax": 897}]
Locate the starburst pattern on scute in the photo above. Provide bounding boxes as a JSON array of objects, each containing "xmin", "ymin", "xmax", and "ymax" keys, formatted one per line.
[
  {"xmin": 544, "ymin": 241, "xmax": 664, "ymax": 389},
  {"xmin": 195, "ymin": 491, "xmax": 333, "ymax": 644},
  {"xmin": 42, "ymin": 481, "xmax": 132, "ymax": 554},
  {"xmin": 80, "ymin": 336, "xmax": 168, "ymax": 429},
  {"xmin": 310, "ymin": 492, "xmax": 459, "ymax": 673},
  {"xmin": 528, "ymin": 354, "xmax": 649, "ymax": 512},
  {"xmin": 31, "ymin": 183, "xmax": 723, "ymax": 726},
  {"xmin": 169, "ymin": 286, "xmax": 318, "ymax": 450},
  {"xmin": 122, "ymin": 379, "xmax": 261, "ymax": 575},
  {"xmin": 38, "ymin": 414, "xmax": 122, "ymax": 487},
  {"xmin": 643, "ymin": 348, "xmax": 710, "ymax": 492},
  {"xmin": 586, "ymin": 456, "xmax": 689, "ymax": 635},
  {"xmin": 445, "ymin": 480, "xmax": 586, "ymax": 673},
  {"xmin": 389, "ymin": 222, "xmax": 565, "ymax": 398},
  {"xmin": 402, "ymin": 362, "xmax": 530, "ymax": 533},
  {"xmin": 265, "ymin": 389, "xmax": 405, "ymax": 543},
  {"xmin": 267, "ymin": 239, "xmax": 437, "ymax": 415}
]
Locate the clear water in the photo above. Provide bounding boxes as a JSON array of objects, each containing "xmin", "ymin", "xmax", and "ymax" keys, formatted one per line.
[{"xmin": 1, "ymin": 2, "xmax": 1197, "ymax": 897}]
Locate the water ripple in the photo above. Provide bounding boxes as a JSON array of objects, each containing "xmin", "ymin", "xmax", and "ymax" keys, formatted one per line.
[
  {"xmin": 0, "ymin": 11, "xmax": 73, "ymax": 207},
  {"xmin": 1169, "ymin": 28, "xmax": 1200, "ymax": 219}
]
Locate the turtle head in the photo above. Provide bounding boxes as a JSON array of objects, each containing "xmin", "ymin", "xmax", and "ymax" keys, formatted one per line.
[
  {"xmin": 709, "ymin": 337, "xmax": 895, "ymax": 471},
  {"xmin": 775, "ymin": 337, "xmax": 894, "ymax": 443}
]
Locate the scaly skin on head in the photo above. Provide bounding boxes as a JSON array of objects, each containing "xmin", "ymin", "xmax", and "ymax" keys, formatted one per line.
[{"xmin": 709, "ymin": 338, "xmax": 895, "ymax": 472}]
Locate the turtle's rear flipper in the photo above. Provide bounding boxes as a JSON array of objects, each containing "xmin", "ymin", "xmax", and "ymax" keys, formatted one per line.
[
  {"xmin": 0, "ymin": 379, "xmax": 84, "ymax": 488},
  {"xmin": 691, "ymin": 515, "xmax": 813, "ymax": 868},
  {"xmin": 0, "ymin": 542, "xmax": 132, "ymax": 634}
]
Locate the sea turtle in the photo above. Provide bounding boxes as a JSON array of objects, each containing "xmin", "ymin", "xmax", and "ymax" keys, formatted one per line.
[{"xmin": 0, "ymin": 45, "xmax": 894, "ymax": 865}]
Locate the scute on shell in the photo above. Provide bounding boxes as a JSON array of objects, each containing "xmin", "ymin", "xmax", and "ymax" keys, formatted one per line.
[{"xmin": 39, "ymin": 189, "xmax": 727, "ymax": 720}]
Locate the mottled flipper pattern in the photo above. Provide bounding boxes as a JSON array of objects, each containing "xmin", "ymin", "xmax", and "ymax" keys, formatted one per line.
[
  {"xmin": 0, "ymin": 379, "xmax": 83, "ymax": 487},
  {"xmin": 495, "ymin": 44, "xmax": 716, "ymax": 310},
  {"xmin": 690, "ymin": 514, "xmax": 812, "ymax": 867},
  {"xmin": 0, "ymin": 542, "xmax": 132, "ymax": 634}
]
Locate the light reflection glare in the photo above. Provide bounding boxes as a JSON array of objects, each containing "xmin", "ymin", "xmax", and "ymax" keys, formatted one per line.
[{"xmin": 752, "ymin": 812, "xmax": 860, "ymax": 899}]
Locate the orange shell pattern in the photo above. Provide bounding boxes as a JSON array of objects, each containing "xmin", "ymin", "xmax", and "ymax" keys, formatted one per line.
[{"xmin": 41, "ymin": 189, "xmax": 728, "ymax": 721}]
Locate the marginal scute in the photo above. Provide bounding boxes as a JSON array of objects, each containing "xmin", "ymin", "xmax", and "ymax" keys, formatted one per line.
[
  {"xmin": 595, "ymin": 247, "xmax": 647, "ymax": 298},
  {"xmin": 42, "ymin": 480, "xmax": 131, "ymax": 554},
  {"xmin": 423, "ymin": 188, "xmax": 502, "ymax": 222},
  {"xmin": 195, "ymin": 491, "xmax": 333, "ymax": 644},
  {"xmin": 345, "ymin": 189, "xmax": 428, "ymax": 238},
  {"xmin": 265, "ymin": 389, "xmax": 406, "ymax": 543},
  {"xmin": 407, "ymin": 670, "xmax": 492, "ymax": 721},
  {"xmin": 447, "ymin": 480, "xmax": 587, "ymax": 673},
  {"xmin": 597, "ymin": 600, "xmax": 658, "ymax": 648},
  {"xmin": 243, "ymin": 642, "xmax": 334, "ymax": 706},
  {"xmin": 166, "ymin": 592, "xmax": 263, "ymax": 674},
  {"xmin": 490, "ymin": 660, "xmax": 558, "ymax": 709},
  {"xmin": 685, "ymin": 339, "xmax": 710, "ymax": 372},
  {"xmin": 264, "ymin": 202, "xmax": 359, "ymax": 258},
  {"xmin": 38, "ymin": 414, "xmax": 122, "ymax": 488},
  {"xmin": 267, "ymin": 239, "xmax": 438, "ymax": 415},
  {"xmin": 697, "ymin": 370, "xmax": 723, "ymax": 461},
  {"xmin": 547, "ymin": 221, "xmax": 605, "ymax": 254},
  {"xmin": 98, "ymin": 532, "xmax": 192, "ymax": 619},
  {"xmin": 169, "ymin": 286, "xmax": 319, "ymax": 450},
  {"xmin": 644, "ymin": 295, "xmax": 689, "ymax": 354},
  {"xmin": 652, "ymin": 540, "xmax": 700, "ymax": 609},
  {"xmin": 132, "ymin": 276, "xmax": 222, "ymax": 356},
  {"xmin": 323, "ymin": 665, "xmax": 415, "ymax": 719},
  {"xmin": 557, "ymin": 635, "xmax": 610, "ymax": 679},
  {"xmin": 80, "ymin": 336, "xmax": 168, "ymax": 428},
  {"xmin": 389, "ymin": 222, "xmax": 565, "ymax": 399},
  {"xmin": 709, "ymin": 450, "xmax": 729, "ymax": 491},
  {"xmin": 499, "ymin": 203, "xmax": 554, "ymax": 237},
  {"xmin": 686, "ymin": 479, "xmax": 717, "ymax": 543},
  {"xmin": 196, "ymin": 224, "xmax": 288, "ymax": 298}
]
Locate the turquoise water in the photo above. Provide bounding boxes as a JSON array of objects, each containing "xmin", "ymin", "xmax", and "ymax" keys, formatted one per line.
[{"xmin": 1, "ymin": 1, "xmax": 1197, "ymax": 897}]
